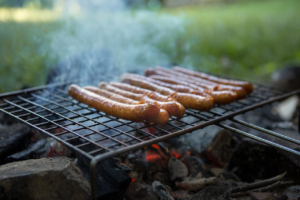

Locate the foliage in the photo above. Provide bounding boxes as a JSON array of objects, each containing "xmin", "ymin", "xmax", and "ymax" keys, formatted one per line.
[{"xmin": 0, "ymin": 0, "xmax": 300, "ymax": 93}]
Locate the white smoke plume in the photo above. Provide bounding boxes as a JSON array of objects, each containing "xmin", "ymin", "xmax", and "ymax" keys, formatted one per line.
[{"xmin": 48, "ymin": 0, "xmax": 185, "ymax": 84}]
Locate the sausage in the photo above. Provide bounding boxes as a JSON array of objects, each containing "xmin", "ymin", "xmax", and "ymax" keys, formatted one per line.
[
  {"xmin": 84, "ymin": 86, "xmax": 169, "ymax": 124},
  {"xmin": 68, "ymin": 84, "xmax": 160, "ymax": 122},
  {"xmin": 98, "ymin": 82, "xmax": 182, "ymax": 117},
  {"xmin": 129, "ymin": 74, "xmax": 212, "ymax": 98},
  {"xmin": 120, "ymin": 74, "xmax": 214, "ymax": 111},
  {"xmin": 109, "ymin": 82, "xmax": 177, "ymax": 102},
  {"xmin": 84, "ymin": 86, "xmax": 139, "ymax": 104},
  {"xmin": 149, "ymin": 67, "xmax": 247, "ymax": 99},
  {"xmin": 173, "ymin": 66, "xmax": 254, "ymax": 93},
  {"xmin": 147, "ymin": 74, "xmax": 237, "ymax": 105},
  {"xmin": 109, "ymin": 82, "xmax": 186, "ymax": 118}
]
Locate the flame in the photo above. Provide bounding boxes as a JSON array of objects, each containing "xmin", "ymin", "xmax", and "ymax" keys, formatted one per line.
[{"xmin": 131, "ymin": 178, "xmax": 136, "ymax": 182}]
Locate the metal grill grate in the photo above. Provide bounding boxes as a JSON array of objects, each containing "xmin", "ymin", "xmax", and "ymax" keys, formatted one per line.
[{"xmin": 0, "ymin": 74, "xmax": 300, "ymax": 199}]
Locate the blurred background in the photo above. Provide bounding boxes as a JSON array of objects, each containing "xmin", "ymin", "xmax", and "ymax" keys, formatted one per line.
[{"xmin": 0, "ymin": 0, "xmax": 299, "ymax": 93}]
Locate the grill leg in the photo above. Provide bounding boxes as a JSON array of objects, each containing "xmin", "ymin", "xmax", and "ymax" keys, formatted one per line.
[
  {"xmin": 298, "ymin": 104, "xmax": 300, "ymax": 133},
  {"xmin": 90, "ymin": 158, "xmax": 99, "ymax": 200}
]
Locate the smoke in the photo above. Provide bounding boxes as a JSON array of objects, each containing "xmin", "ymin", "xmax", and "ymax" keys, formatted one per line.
[{"xmin": 48, "ymin": 0, "xmax": 185, "ymax": 84}]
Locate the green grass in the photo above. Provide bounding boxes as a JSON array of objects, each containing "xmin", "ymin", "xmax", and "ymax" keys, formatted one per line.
[
  {"xmin": 162, "ymin": 0, "xmax": 300, "ymax": 81},
  {"xmin": 0, "ymin": 0, "xmax": 300, "ymax": 93}
]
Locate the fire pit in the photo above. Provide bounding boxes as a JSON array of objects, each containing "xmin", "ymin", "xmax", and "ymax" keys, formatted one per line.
[{"xmin": 0, "ymin": 71, "xmax": 300, "ymax": 200}]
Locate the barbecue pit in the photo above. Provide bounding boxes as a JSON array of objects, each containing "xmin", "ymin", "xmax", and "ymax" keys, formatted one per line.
[{"xmin": 0, "ymin": 71, "xmax": 299, "ymax": 200}]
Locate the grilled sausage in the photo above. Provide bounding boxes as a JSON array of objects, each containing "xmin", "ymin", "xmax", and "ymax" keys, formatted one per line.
[
  {"xmin": 120, "ymin": 74, "xmax": 214, "ymax": 111},
  {"xmin": 148, "ymin": 67, "xmax": 247, "ymax": 99},
  {"xmin": 173, "ymin": 66, "xmax": 254, "ymax": 93},
  {"xmin": 98, "ymin": 82, "xmax": 182, "ymax": 117},
  {"xmin": 109, "ymin": 82, "xmax": 186, "ymax": 117},
  {"xmin": 128, "ymin": 74, "xmax": 212, "ymax": 97},
  {"xmin": 146, "ymin": 73, "xmax": 237, "ymax": 105},
  {"xmin": 68, "ymin": 84, "xmax": 160, "ymax": 122},
  {"xmin": 84, "ymin": 86, "xmax": 169, "ymax": 124},
  {"xmin": 109, "ymin": 82, "xmax": 176, "ymax": 102}
]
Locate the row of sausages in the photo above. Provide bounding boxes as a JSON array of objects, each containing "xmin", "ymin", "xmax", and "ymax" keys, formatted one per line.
[{"xmin": 68, "ymin": 66, "xmax": 254, "ymax": 124}]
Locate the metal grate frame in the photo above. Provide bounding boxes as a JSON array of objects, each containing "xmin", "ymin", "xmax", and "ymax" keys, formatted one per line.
[{"xmin": 0, "ymin": 75, "xmax": 300, "ymax": 199}]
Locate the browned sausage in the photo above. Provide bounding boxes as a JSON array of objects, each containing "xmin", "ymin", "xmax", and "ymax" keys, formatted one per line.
[
  {"xmin": 120, "ymin": 74, "xmax": 214, "ymax": 111},
  {"xmin": 68, "ymin": 84, "xmax": 160, "ymax": 122},
  {"xmin": 146, "ymin": 73, "xmax": 237, "ymax": 105},
  {"xmin": 98, "ymin": 82, "xmax": 182, "ymax": 117},
  {"xmin": 85, "ymin": 86, "xmax": 169, "ymax": 124},
  {"xmin": 109, "ymin": 82, "xmax": 186, "ymax": 118},
  {"xmin": 150, "ymin": 67, "xmax": 247, "ymax": 99},
  {"xmin": 173, "ymin": 66, "xmax": 254, "ymax": 93}
]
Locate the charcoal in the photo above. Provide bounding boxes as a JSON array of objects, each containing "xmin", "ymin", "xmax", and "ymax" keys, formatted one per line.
[
  {"xmin": 250, "ymin": 192, "xmax": 287, "ymax": 200},
  {"xmin": 283, "ymin": 185, "xmax": 300, "ymax": 199},
  {"xmin": 152, "ymin": 181, "xmax": 174, "ymax": 200},
  {"xmin": 205, "ymin": 129, "xmax": 235, "ymax": 167},
  {"xmin": 176, "ymin": 177, "xmax": 218, "ymax": 191},
  {"xmin": 169, "ymin": 189, "xmax": 192, "ymax": 200},
  {"xmin": 5, "ymin": 139, "xmax": 49, "ymax": 163},
  {"xmin": 210, "ymin": 168, "xmax": 241, "ymax": 182},
  {"xmin": 168, "ymin": 157, "xmax": 188, "ymax": 181},
  {"xmin": 0, "ymin": 157, "xmax": 90, "ymax": 200},
  {"xmin": 153, "ymin": 172, "xmax": 169, "ymax": 183},
  {"xmin": 125, "ymin": 181, "xmax": 158, "ymax": 200},
  {"xmin": 181, "ymin": 156, "xmax": 212, "ymax": 178},
  {"xmin": 77, "ymin": 155, "xmax": 131, "ymax": 200},
  {"xmin": 0, "ymin": 123, "xmax": 32, "ymax": 163},
  {"xmin": 190, "ymin": 180, "xmax": 241, "ymax": 200},
  {"xmin": 228, "ymin": 138, "xmax": 300, "ymax": 183}
]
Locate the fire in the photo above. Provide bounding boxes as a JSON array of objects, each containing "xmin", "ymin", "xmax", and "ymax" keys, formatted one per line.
[{"xmin": 131, "ymin": 178, "xmax": 136, "ymax": 182}]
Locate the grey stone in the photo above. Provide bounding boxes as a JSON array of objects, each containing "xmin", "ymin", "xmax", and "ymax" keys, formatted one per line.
[{"xmin": 0, "ymin": 156, "xmax": 91, "ymax": 200}]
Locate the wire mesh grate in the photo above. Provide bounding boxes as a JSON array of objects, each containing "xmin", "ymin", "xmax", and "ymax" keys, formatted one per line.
[{"xmin": 0, "ymin": 76, "xmax": 299, "ymax": 161}]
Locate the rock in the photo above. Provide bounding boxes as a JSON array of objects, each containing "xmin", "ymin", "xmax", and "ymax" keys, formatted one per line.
[
  {"xmin": 0, "ymin": 157, "xmax": 91, "ymax": 200},
  {"xmin": 168, "ymin": 157, "xmax": 188, "ymax": 181},
  {"xmin": 125, "ymin": 181, "xmax": 158, "ymax": 200}
]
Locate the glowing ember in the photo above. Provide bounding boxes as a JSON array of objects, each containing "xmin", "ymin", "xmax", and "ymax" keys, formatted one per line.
[
  {"xmin": 171, "ymin": 151, "xmax": 180, "ymax": 159},
  {"xmin": 146, "ymin": 150, "xmax": 162, "ymax": 162}
]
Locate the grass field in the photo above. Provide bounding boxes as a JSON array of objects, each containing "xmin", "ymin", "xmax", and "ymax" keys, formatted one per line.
[
  {"xmin": 162, "ymin": 0, "xmax": 300, "ymax": 81},
  {"xmin": 0, "ymin": 0, "xmax": 300, "ymax": 93}
]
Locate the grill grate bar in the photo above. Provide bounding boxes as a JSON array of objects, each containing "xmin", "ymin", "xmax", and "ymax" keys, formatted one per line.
[
  {"xmin": 3, "ymin": 98, "xmax": 111, "ymax": 153},
  {"xmin": 209, "ymin": 110, "xmax": 300, "ymax": 146},
  {"xmin": 218, "ymin": 123, "xmax": 300, "ymax": 156}
]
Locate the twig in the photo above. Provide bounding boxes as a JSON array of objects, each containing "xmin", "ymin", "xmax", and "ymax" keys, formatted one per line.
[
  {"xmin": 223, "ymin": 172, "xmax": 286, "ymax": 199},
  {"xmin": 230, "ymin": 180, "xmax": 294, "ymax": 198}
]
